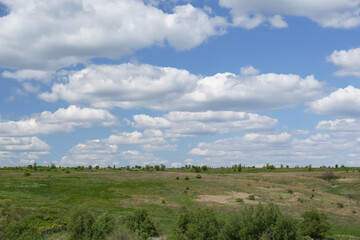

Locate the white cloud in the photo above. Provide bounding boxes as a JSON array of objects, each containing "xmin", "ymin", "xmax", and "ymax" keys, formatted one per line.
[
  {"xmin": 219, "ymin": 0, "xmax": 360, "ymax": 29},
  {"xmin": 327, "ymin": 47, "xmax": 360, "ymax": 77},
  {"xmin": 268, "ymin": 15, "xmax": 288, "ymax": 28},
  {"xmin": 108, "ymin": 131, "xmax": 176, "ymax": 151},
  {"xmin": 2, "ymin": 70, "xmax": 53, "ymax": 83},
  {"xmin": 132, "ymin": 111, "xmax": 277, "ymax": 137},
  {"xmin": 0, "ymin": 0, "xmax": 226, "ymax": 70},
  {"xmin": 60, "ymin": 135, "xmax": 170, "ymax": 167},
  {"xmin": 240, "ymin": 66, "xmax": 259, "ymax": 76},
  {"xmin": 40, "ymin": 63, "xmax": 324, "ymax": 111},
  {"xmin": 189, "ymin": 132, "xmax": 359, "ymax": 166},
  {"xmin": 308, "ymin": 86, "xmax": 360, "ymax": 116},
  {"xmin": 0, "ymin": 105, "xmax": 118, "ymax": 136},
  {"xmin": 316, "ymin": 118, "xmax": 360, "ymax": 132},
  {"xmin": 0, "ymin": 136, "xmax": 50, "ymax": 166}
]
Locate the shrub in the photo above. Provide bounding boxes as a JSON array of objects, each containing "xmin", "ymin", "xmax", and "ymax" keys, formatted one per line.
[
  {"xmin": 69, "ymin": 208, "xmax": 114, "ymax": 240},
  {"xmin": 336, "ymin": 202, "xmax": 344, "ymax": 208},
  {"xmin": 24, "ymin": 171, "xmax": 31, "ymax": 177},
  {"xmin": 220, "ymin": 203, "xmax": 300, "ymax": 240},
  {"xmin": 0, "ymin": 200, "xmax": 20, "ymax": 239},
  {"xmin": 5, "ymin": 221, "xmax": 44, "ymax": 240},
  {"xmin": 248, "ymin": 195, "xmax": 255, "ymax": 200},
  {"xmin": 176, "ymin": 177, "xmax": 179, "ymax": 180},
  {"xmin": 235, "ymin": 198, "xmax": 243, "ymax": 203},
  {"xmin": 288, "ymin": 189, "xmax": 293, "ymax": 194},
  {"xmin": 173, "ymin": 208, "xmax": 221, "ymax": 240},
  {"xmin": 69, "ymin": 208, "xmax": 96, "ymax": 240},
  {"xmin": 322, "ymin": 171, "xmax": 336, "ymax": 180},
  {"xmin": 107, "ymin": 225, "xmax": 140, "ymax": 240},
  {"xmin": 65, "ymin": 168, "xmax": 71, "ymax": 174},
  {"xmin": 196, "ymin": 175, "xmax": 202, "ymax": 179},
  {"xmin": 301, "ymin": 209, "xmax": 331, "ymax": 239},
  {"xmin": 185, "ymin": 176, "xmax": 190, "ymax": 180},
  {"xmin": 123, "ymin": 209, "xmax": 158, "ymax": 240},
  {"xmin": 161, "ymin": 199, "xmax": 166, "ymax": 204}
]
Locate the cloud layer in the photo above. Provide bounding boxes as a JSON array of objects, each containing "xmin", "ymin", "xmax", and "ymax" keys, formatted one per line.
[
  {"xmin": 219, "ymin": 0, "xmax": 360, "ymax": 29},
  {"xmin": 0, "ymin": 0, "xmax": 226, "ymax": 70},
  {"xmin": 40, "ymin": 63, "xmax": 324, "ymax": 111},
  {"xmin": 131, "ymin": 111, "xmax": 277, "ymax": 137},
  {"xmin": 328, "ymin": 47, "xmax": 360, "ymax": 77},
  {"xmin": 308, "ymin": 86, "xmax": 360, "ymax": 116},
  {"xmin": 0, "ymin": 105, "xmax": 117, "ymax": 136},
  {"xmin": 189, "ymin": 132, "xmax": 359, "ymax": 166}
]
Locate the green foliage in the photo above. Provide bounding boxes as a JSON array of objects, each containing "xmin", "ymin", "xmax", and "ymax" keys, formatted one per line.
[
  {"xmin": 196, "ymin": 174, "xmax": 202, "ymax": 179},
  {"xmin": 5, "ymin": 221, "xmax": 44, "ymax": 240},
  {"xmin": 185, "ymin": 176, "xmax": 190, "ymax": 180},
  {"xmin": 24, "ymin": 171, "xmax": 31, "ymax": 177},
  {"xmin": 235, "ymin": 198, "xmax": 244, "ymax": 203},
  {"xmin": 301, "ymin": 209, "xmax": 331, "ymax": 239},
  {"xmin": 23, "ymin": 209, "xmax": 68, "ymax": 234},
  {"xmin": 123, "ymin": 209, "xmax": 159, "ymax": 240},
  {"xmin": 248, "ymin": 195, "xmax": 255, "ymax": 200},
  {"xmin": 107, "ymin": 225, "xmax": 140, "ymax": 240},
  {"xmin": 0, "ymin": 200, "xmax": 20, "ymax": 239},
  {"xmin": 174, "ymin": 208, "xmax": 222, "ymax": 240},
  {"xmin": 220, "ymin": 203, "xmax": 300, "ymax": 240},
  {"xmin": 69, "ymin": 208, "xmax": 114, "ymax": 240}
]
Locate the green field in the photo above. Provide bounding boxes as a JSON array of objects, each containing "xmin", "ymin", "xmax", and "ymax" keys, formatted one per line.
[{"xmin": 0, "ymin": 167, "xmax": 359, "ymax": 239}]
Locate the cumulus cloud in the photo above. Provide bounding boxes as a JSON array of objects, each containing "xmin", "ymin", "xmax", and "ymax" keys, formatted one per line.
[
  {"xmin": 0, "ymin": 105, "xmax": 118, "ymax": 136},
  {"xmin": 39, "ymin": 63, "xmax": 324, "ymax": 111},
  {"xmin": 2, "ymin": 70, "xmax": 53, "ymax": 83},
  {"xmin": 327, "ymin": 47, "xmax": 360, "ymax": 77},
  {"xmin": 59, "ymin": 132, "xmax": 172, "ymax": 167},
  {"xmin": 219, "ymin": 0, "xmax": 360, "ymax": 29},
  {"xmin": 189, "ymin": 132, "xmax": 359, "ymax": 166},
  {"xmin": 316, "ymin": 118, "xmax": 360, "ymax": 132},
  {"xmin": 308, "ymin": 86, "xmax": 360, "ymax": 116},
  {"xmin": 131, "ymin": 111, "xmax": 277, "ymax": 137},
  {"xmin": 0, "ymin": 0, "xmax": 226, "ymax": 70},
  {"xmin": 0, "ymin": 136, "xmax": 50, "ymax": 166}
]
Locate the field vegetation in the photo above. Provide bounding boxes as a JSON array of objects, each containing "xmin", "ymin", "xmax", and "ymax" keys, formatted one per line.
[{"xmin": 0, "ymin": 164, "xmax": 359, "ymax": 239}]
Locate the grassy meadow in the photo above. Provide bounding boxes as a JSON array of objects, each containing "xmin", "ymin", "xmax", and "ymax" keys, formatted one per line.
[{"xmin": 0, "ymin": 167, "xmax": 359, "ymax": 239}]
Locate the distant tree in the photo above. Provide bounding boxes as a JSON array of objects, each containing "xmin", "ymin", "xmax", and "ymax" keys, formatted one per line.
[{"xmin": 160, "ymin": 164, "xmax": 166, "ymax": 171}]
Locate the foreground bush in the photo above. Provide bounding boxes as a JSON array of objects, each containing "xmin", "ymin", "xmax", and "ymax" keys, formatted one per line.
[
  {"xmin": 301, "ymin": 210, "xmax": 331, "ymax": 239},
  {"xmin": 69, "ymin": 208, "xmax": 114, "ymax": 240},
  {"xmin": 220, "ymin": 203, "xmax": 300, "ymax": 240},
  {"xmin": 170, "ymin": 208, "xmax": 222, "ymax": 240},
  {"xmin": 123, "ymin": 209, "xmax": 159, "ymax": 240}
]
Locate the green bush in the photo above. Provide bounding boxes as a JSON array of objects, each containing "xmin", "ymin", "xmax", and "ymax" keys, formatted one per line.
[
  {"xmin": 106, "ymin": 225, "xmax": 140, "ymax": 240},
  {"xmin": 24, "ymin": 171, "xmax": 31, "ymax": 177},
  {"xmin": 235, "ymin": 198, "xmax": 243, "ymax": 203},
  {"xmin": 69, "ymin": 208, "xmax": 114, "ymax": 240},
  {"xmin": 0, "ymin": 200, "xmax": 20, "ymax": 239},
  {"xmin": 220, "ymin": 203, "xmax": 300, "ymax": 240},
  {"xmin": 248, "ymin": 195, "xmax": 255, "ymax": 200},
  {"xmin": 185, "ymin": 176, "xmax": 190, "ymax": 180},
  {"xmin": 196, "ymin": 175, "xmax": 202, "ymax": 179},
  {"xmin": 5, "ymin": 221, "xmax": 44, "ymax": 240},
  {"xmin": 123, "ymin": 209, "xmax": 158, "ymax": 240},
  {"xmin": 301, "ymin": 209, "xmax": 331, "ymax": 239},
  {"xmin": 173, "ymin": 208, "xmax": 222, "ymax": 240}
]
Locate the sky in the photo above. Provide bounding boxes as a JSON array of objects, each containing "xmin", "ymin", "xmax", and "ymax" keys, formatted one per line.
[{"xmin": 1, "ymin": 0, "xmax": 360, "ymax": 168}]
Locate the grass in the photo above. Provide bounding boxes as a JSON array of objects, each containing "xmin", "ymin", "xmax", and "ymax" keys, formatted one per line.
[{"xmin": 0, "ymin": 168, "xmax": 359, "ymax": 239}]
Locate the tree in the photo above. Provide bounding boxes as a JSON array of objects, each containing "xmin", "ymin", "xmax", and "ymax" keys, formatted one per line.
[
  {"xmin": 123, "ymin": 209, "xmax": 158, "ymax": 240},
  {"xmin": 301, "ymin": 210, "xmax": 331, "ymax": 239},
  {"xmin": 174, "ymin": 208, "xmax": 222, "ymax": 240}
]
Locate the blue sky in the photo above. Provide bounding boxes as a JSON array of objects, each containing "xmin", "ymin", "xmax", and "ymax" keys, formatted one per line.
[{"xmin": 1, "ymin": 0, "xmax": 360, "ymax": 167}]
